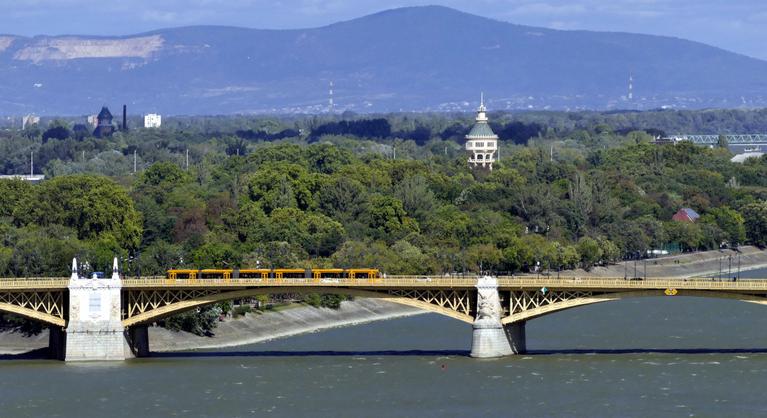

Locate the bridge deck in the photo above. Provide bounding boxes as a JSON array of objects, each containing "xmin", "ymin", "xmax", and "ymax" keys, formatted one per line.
[
  {"xmin": 0, "ymin": 276, "xmax": 765, "ymax": 292},
  {"xmin": 121, "ymin": 276, "xmax": 767, "ymax": 292}
]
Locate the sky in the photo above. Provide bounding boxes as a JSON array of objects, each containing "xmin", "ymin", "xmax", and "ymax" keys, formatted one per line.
[{"xmin": 1, "ymin": 0, "xmax": 766, "ymax": 60}]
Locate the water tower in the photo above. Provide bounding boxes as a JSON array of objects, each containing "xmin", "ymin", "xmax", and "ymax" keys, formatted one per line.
[{"xmin": 465, "ymin": 94, "xmax": 498, "ymax": 170}]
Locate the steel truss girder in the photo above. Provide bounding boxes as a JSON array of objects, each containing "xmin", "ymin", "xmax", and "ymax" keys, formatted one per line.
[
  {"xmin": 123, "ymin": 287, "xmax": 477, "ymax": 324},
  {"xmin": 0, "ymin": 289, "xmax": 65, "ymax": 325},
  {"xmin": 671, "ymin": 134, "xmax": 767, "ymax": 144}
]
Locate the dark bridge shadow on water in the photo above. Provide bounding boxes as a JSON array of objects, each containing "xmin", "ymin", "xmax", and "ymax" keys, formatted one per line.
[
  {"xmin": 5, "ymin": 348, "xmax": 767, "ymax": 361},
  {"xmin": 0, "ymin": 347, "xmax": 51, "ymax": 360},
  {"xmin": 529, "ymin": 348, "xmax": 767, "ymax": 355},
  {"xmin": 150, "ymin": 347, "xmax": 767, "ymax": 358},
  {"xmin": 150, "ymin": 349, "xmax": 470, "ymax": 358}
]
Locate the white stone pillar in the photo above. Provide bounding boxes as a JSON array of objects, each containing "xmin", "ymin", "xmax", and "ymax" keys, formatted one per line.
[
  {"xmin": 65, "ymin": 257, "xmax": 125, "ymax": 361},
  {"xmin": 470, "ymin": 276, "xmax": 514, "ymax": 358}
]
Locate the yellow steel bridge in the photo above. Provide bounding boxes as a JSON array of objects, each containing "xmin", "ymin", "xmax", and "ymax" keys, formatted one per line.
[{"xmin": 3, "ymin": 275, "xmax": 767, "ymax": 329}]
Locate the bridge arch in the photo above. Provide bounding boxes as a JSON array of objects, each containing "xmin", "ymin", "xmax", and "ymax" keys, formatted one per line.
[
  {"xmin": 0, "ymin": 302, "xmax": 66, "ymax": 326},
  {"xmin": 122, "ymin": 286, "xmax": 475, "ymax": 327},
  {"xmin": 501, "ymin": 290, "xmax": 767, "ymax": 324}
]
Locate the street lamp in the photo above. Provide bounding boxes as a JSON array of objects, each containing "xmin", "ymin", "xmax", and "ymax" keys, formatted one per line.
[
  {"xmin": 624, "ymin": 251, "xmax": 628, "ymax": 280},
  {"xmin": 644, "ymin": 257, "xmax": 647, "ymax": 280},
  {"xmin": 633, "ymin": 252, "xmax": 638, "ymax": 279},
  {"xmin": 728, "ymin": 255, "xmax": 732, "ymax": 279}
]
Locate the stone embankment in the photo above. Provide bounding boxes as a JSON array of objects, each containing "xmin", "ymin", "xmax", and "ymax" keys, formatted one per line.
[
  {"xmin": 148, "ymin": 298, "xmax": 422, "ymax": 352},
  {"xmin": 0, "ymin": 299, "xmax": 422, "ymax": 355}
]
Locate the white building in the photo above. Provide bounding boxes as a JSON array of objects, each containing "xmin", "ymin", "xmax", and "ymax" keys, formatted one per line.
[
  {"xmin": 465, "ymin": 95, "xmax": 498, "ymax": 170},
  {"xmin": 22, "ymin": 114, "xmax": 40, "ymax": 129},
  {"xmin": 144, "ymin": 113, "xmax": 162, "ymax": 128}
]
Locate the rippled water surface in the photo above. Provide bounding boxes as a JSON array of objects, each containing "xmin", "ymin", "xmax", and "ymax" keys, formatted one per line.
[{"xmin": 5, "ymin": 287, "xmax": 767, "ymax": 416}]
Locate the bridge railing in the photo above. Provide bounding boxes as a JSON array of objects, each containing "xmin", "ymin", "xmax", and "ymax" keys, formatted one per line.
[
  {"xmin": 497, "ymin": 276, "xmax": 767, "ymax": 290},
  {"xmin": 2, "ymin": 275, "xmax": 767, "ymax": 291},
  {"xmin": 0, "ymin": 278, "xmax": 70, "ymax": 289}
]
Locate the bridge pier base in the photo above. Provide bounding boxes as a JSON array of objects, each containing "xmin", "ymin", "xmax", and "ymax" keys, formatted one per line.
[
  {"xmin": 124, "ymin": 325, "xmax": 150, "ymax": 358},
  {"xmin": 470, "ymin": 319, "xmax": 513, "ymax": 358},
  {"xmin": 64, "ymin": 258, "xmax": 126, "ymax": 361},
  {"xmin": 503, "ymin": 321, "xmax": 527, "ymax": 354},
  {"xmin": 48, "ymin": 325, "xmax": 66, "ymax": 360}
]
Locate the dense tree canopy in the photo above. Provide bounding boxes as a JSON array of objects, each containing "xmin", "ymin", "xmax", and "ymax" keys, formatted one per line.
[{"xmin": 1, "ymin": 109, "xmax": 767, "ymax": 279}]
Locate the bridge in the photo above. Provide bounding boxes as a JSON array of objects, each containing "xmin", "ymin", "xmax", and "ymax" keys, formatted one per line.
[
  {"xmin": 3, "ymin": 259, "xmax": 767, "ymax": 361},
  {"xmin": 665, "ymin": 134, "xmax": 767, "ymax": 145}
]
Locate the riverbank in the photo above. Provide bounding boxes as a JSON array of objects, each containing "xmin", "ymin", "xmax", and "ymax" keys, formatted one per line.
[
  {"xmin": 556, "ymin": 246, "xmax": 767, "ymax": 279},
  {"xmin": 148, "ymin": 298, "xmax": 423, "ymax": 352},
  {"xmin": 0, "ymin": 298, "xmax": 423, "ymax": 355}
]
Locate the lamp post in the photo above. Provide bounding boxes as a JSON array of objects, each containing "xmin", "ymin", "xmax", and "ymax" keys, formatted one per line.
[
  {"xmin": 633, "ymin": 253, "xmax": 637, "ymax": 279},
  {"xmin": 644, "ymin": 257, "xmax": 647, "ymax": 280},
  {"xmin": 728, "ymin": 255, "xmax": 732, "ymax": 279},
  {"xmin": 737, "ymin": 253, "xmax": 741, "ymax": 280},
  {"xmin": 624, "ymin": 252, "xmax": 628, "ymax": 280}
]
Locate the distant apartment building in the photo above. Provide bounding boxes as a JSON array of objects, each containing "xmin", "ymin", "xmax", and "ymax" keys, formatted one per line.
[
  {"xmin": 87, "ymin": 115, "xmax": 98, "ymax": 128},
  {"xmin": 22, "ymin": 114, "xmax": 40, "ymax": 129},
  {"xmin": 144, "ymin": 113, "xmax": 162, "ymax": 128},
  {"xmin": 465, "ymin": 94, "xmax": 498, "ymax": 170}
]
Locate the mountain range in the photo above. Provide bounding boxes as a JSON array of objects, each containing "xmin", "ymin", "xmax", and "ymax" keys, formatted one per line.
[{"xmin": 1, "ymin": 6, "xmax": 766, "ymax": 116}]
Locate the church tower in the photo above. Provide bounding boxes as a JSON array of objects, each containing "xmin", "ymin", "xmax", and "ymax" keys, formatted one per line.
[{"xmin": 465, "ymin": 94, "xmax": 498, "ymax": 170}]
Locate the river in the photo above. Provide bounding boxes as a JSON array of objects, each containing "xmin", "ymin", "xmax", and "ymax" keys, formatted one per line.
[{"xmin": 5, "ymin": 275, "xmax": 767, "ymax": 416}]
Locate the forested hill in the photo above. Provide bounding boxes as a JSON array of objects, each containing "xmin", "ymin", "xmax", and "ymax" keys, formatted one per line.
[{"xmin": 1, "ymin": 6, "xmax": 767, "ymax": 115}]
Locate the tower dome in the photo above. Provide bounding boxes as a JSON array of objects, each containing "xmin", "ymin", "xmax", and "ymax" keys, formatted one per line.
[{"xmin": 465, "ymin": 94, "xmax": 498, "ymax": 170}]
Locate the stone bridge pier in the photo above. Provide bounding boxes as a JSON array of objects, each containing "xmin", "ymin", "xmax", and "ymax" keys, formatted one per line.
[
  {"xmin": 50, "ymin": 258, "xmax": 149, "ymax": 361},
  {"xmin": 62, "ymin": 258, "xmax": 126, "ymax": 361},
  {"xmin": 470, "ymin": 276, "xmax": 526, "ymax": 358}
]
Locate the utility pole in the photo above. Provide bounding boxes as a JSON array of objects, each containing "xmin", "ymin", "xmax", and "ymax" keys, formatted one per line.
[
  {"xmin": 186, "ymin": 149, "xmax": 190, "ymax": 170},
  {"xmin": 133, "ymin": 150, "xmax": 137, "ymax": 174}
]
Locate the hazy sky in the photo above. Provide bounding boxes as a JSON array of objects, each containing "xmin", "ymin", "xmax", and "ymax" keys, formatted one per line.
[{"xmin": 2, "ymin": 0, "xmax": 766, "ymax": 60}]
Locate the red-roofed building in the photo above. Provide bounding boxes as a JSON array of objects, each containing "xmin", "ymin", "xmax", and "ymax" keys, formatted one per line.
[{"xmin": 672, "ymin": 208, "xmax": 700, "ymax": 222}]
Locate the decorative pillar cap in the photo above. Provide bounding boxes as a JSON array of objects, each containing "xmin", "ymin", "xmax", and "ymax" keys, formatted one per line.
[
  {"xmin": 70, "ymin": 258, "xmax": 79, "ymax": 280},
  {"xmin": 475, "ymin": 275, "xmax": 498, "ymax": 289},
  {"xmin": 111, "ymin": 257, "xmax": 120, "ymax": 280}
]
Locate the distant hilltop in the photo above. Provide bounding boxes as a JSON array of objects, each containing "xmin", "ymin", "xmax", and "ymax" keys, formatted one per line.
[{"xmin": 0, "ymin": 5, "xmax": 766, "ymax": 115}]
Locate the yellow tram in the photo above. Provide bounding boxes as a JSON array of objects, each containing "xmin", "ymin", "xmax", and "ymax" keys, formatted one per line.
[{"xmin": 166, "ymin": 268, "xmax": 380, "ymax": 282}]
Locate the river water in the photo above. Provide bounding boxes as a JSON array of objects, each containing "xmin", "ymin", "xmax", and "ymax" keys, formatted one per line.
[{"xmin": 5, "ymin": 275, "xmax": 767, "ymax": 417}]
